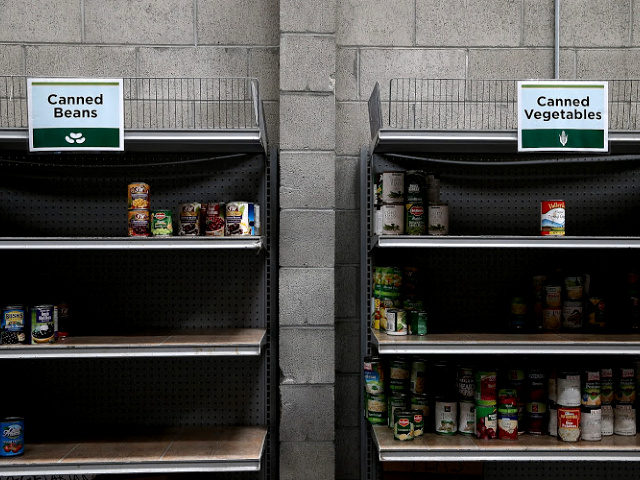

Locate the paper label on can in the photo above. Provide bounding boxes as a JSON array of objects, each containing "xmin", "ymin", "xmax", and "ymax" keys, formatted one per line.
[
  {"xmin": 435, "ymin": 402, "xmax": 457, "ymax": 434},
  {"xmin": 381, "ymin": 204, "xmax": 405, "ymax": 235},
  {"xmin": 381, "ymin": 172, "xmax": 405, "ymax": 204},
  {"xmin": 427, "ymin": 204, "xmax": 449, "ymax": 235},
  {"xmin": 541, "ymin": 201, "xmax": 565, "ymax": 235}
]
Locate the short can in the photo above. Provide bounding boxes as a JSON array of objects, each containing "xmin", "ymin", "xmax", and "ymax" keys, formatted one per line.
[
  {"xmin": 558, "ymin": 406, "xmax": 581, "ymax": 442},
  {"xmin": 527, "ymin": 412, "xmax": 546, "ymax": 435},
  {"xmin": 428, "ymin": 203, "xmax": 449, "ymax": 235},
  {"xmin": 203, "ymin": 202, "xmax": 225, "ymax": 236},
  {"xmin": 562, "ymin": 301, "xmax": 583, "ymax": 330},
  {"xmin": 388, "ymin": 393, "xmax": 409, "ymax": 428},
  {"xmin": 0, "ymin": 418, "xmax": 23, "ymax": 456},
  {"xmin": 601, "ymin": 404, "xmax": 614, "ymax": 436},
  {"xmin": 543, "ymin": 284, "xmax": 562, "ymax": 308},
  {"xmin": 614, "ymin": 404, "xmax": 636, "ymax": 436},
  {"xmin": 542, "ymin": 307, "xmax": 562, "ymax": 332},
  {"xmin": 223, "ymin": 202, "xmax": 259, "ymax": 236},
  {"xmin": 587, "ymin": 297, "xmax": 607, "ymax": 330},
  {"xmin": 178, "ymin": 203, "xmax": 202, "ymax": 236},
  {"xmin": 475, "ymin": 371, "xmax": 497, "ymax": 406},
  {"xmin": 364, "ymin": 356, "xmax": 385, "ymax": 395},
  {"xmin": 580, "ymin": 406, "xmax": 602, "ymax": 441},
  {"xmin": 151, "ymin": 210, "xmax": 173, "ymax": 236},
  {"xmin": 434, "ymin": 401, "xmax": 457, "ymax": 435},
  {"xmin": 128, "ymin": 209, "xmax": 150, "ymax": 237},
  {"xmin": 128, "ymin": 182, "xmax": 149, "ymax": 210},
  {"xmin": 389, "ymin": 360, "xmax": 410, "ymax": 393},
  {"xmin": 381, "ymin": 204, "xmax": 405, "ymax": 235},
  {"xmin": 29, "ymin": 305, "xmax": 55, "ymax": 344},
  {"xmin": 406, "ymin": 202, "xmax": 426, "ymax": 235},
  {"xmin": 476, "ymin": 404, "xmax": 497, "ymax": 439},
  {"xmin": 366, "ymin": 393, "xmax": 387, "ymax": 425},
  {"xmin": 582, "ymin": 369, "xmax": 601, "ymax": 407},
  {"xmin": 380, "ymin": 171, "xmax": 405, "ymax": 204},
  {"xmin": 564, "ymin": 276, "xmax": 584, "ymax": 300},
  {"xmin": 385, "ymin": 309, "xmax": 408, "ymax": 336},
  {"xmin": 409, "ymin": 310, "xmax": 428, "ymax": 336},
  {"xmin": 411, "ymin": 409, "xmax": 425, "ymax": 437},
  {"xmin": 372, "ymin": 290, "xmax": 402, "ymax": 331},
  {"xmin": 410, "ymin": 360, "xmax": 427, "ymax": 395},
  {"xmin": 458, "ymin": 401, "xmax": 476, "ymax": 435},
  {"xmin": 497, "ymin": 407, "xmax": 518, "ymax": 440},
  {"xmin": 541, "ymin": 200, "xmax": 565, "ymax": 236},
  {"xmin": 498, "ymin": 388, "xmax": 518, "ymax": 409},
  {"xmin": 393, "ymin": 410, "xmax": 414, "ymax": 441},
  {"xmin": 1, "ymin": 306, "xmax": 26, "ymax": 344}
]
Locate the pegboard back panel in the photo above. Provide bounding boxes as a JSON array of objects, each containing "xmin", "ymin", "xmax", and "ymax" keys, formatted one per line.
[
  {"xmin": 12, "ymin": 356, "xmax": 265, "ymax": 440},
  {"xmin": 0, "ymin": 250, "xmax": 264, "ymax": 333},
  {"xmin": 374, "ymin": 155, "xmax": 640, "ymax": 236},
  {"xmin": 0, "ymin": 152, "xmax": 264, "ymax": 237}
]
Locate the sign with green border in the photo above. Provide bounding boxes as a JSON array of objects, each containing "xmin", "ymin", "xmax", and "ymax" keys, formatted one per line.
[
  {"xmin": 517, "ymin": 80, "xmax": 608, "ymax": 153},
  {"xmin": 27, "ymin": 78, "xmax": 124, "ymax": 152}
]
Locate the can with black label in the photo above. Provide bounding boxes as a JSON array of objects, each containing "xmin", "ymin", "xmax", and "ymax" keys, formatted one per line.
[{"xmin": 1, "ymin": 306, "xmax": 26, "ymax": 344}]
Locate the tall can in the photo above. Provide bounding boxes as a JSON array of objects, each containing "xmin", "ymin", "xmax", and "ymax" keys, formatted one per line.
[
  {"xmin": 457, "ymin": 366, "xmax": 475, "ymax": 402},
  {"xmin": 541, "ymin": 200, "xmax": 565, "ymax": 236},
  {"xmin": 363, "ymin": 356, "xmax": 385, "ymax": 395},
  {"xmin": 0, "ymin": 418, "xmax": 23, "ymax": 457},
  {"xmin": 410, "ymin": 360, "xmax": 427, "ymax": 395},
  {"xmin": 29, "ymin": 305, "xmax": 55, "ymax": 344},
  {"xmin": 389, "ymin": 360, "xmax": 410, "ymax": 393}
]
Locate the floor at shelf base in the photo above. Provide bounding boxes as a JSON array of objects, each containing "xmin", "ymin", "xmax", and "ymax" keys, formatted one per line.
[{"xmin": 0, "ymin": 426, "xmax": 266, "ymax": 475}]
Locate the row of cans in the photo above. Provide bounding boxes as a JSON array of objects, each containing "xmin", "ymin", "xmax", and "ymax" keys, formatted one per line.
[{"xmin": 1, "ymin": 304, "xmax": 70, "ymax": 344}]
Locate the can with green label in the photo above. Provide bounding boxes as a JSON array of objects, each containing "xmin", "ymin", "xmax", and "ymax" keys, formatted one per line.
[
  {"xmin": 389, "ymin": 360, "xmax": 410, "ymax": 392},
  {"xmin": 366, "ymin": 393, "xmax": 387, "ymax": 425},
  {"xmin": 409, "ymin": 310, "xmax": 428, "ymax": 336},
  {"xmin": 411, "ymin": 409, "xmax": 425, "ymax": 437},
  {"xmin": 151, "ymin": 210, "xmax": 173, "ymax": 236},
  {"xmin": 386, "ymin": 308, "xmax": 408, "ymax": 335},
  {"xmin": 393, "ymin": 410, "xmax": 414, "ymax": 441}
]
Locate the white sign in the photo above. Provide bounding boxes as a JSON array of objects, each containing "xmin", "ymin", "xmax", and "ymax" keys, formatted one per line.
[
  {"xmin": 27, "ymin": 78, "xmax": 124, "ymax": 152},
  {"xmin": 517, "ymin": 80, "xmax": 608, "ymax": 152}
]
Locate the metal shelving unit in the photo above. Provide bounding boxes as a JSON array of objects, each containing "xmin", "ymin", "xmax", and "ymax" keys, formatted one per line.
[
  {"xmin": 0, "ymin": 76, "xmax": 277, "ymax": 479},
  {"xmin": 361, "ymin": 78, "xmax": 640, "ymax": 479}
]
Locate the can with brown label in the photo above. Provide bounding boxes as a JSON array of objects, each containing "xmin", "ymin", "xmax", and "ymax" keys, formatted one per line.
[
  {"xmin": 128, "ymin": 182, "xmax": 149, "ymax": 210},
  {"xmin": 128, "ymin": 209, "xmax": 150, "ymax": 237}
]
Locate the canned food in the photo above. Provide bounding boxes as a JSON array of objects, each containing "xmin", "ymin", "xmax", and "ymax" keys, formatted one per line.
[
  {"xmin": 476, "ymin": 404, "xmax": 497, "ymax": 439},
  {"xmin": 457, "ymin": 367, "xmax": 475, "ymax": 402},
  {"xmin": 558, "ymin": 406, "xmax": 581, "ymax": 442},
  {"xmin": 509, "ymin": 296, "xmax": 527, "ymax": 330},
  {"xmin": 381, "ymin": 204, "xmax": 405, "ymax": 235},
  {"xmin": 373, "ymin": 266, "xmax": 402, "ymax": 288},
  {"xmin": 226, "ymin": 202, "xmax": 259, "ymax": 236},
  {"xmin": 388, "ymin": 393, "xmax": 409, "ymax": 428},
  {"xmin": 0, "ymin": 418, "xmax": 23, "ymax": 456},
  {"xmin": 386, "ymin": 309, "xmax": 408, "ymax": 336},
  {"xmin": 580, "ymin": 406, "xmax": 602, "ymax": 441},
  {"xmin": 543, "ymin": 284, "xmax": 562, "ymax": 308},
  {"xmin": 411, "ymin": 409, "xmax": 425, "ymax": 437},
  {"xmin": 408, "ymin": 310, "xmax": 428, "ymax": 336},
  {"xmin": 601, "ymin": 404, "xmax": 614, "ymax": 436},
  {"xmin": 374, "ymin": 206, "xmax": 383, "ymax": 236},
  {"xmin": 542, "ymin": 307, "xmax": 562, "ymax": 331},
  {"xmin": 128, "ymin": 209, "xmax": 150, "ymax": 237},
  {"xmin": 582, "ymin": 369, "xmax": 601, "ymax": 406},
  {"xmin": 600, "ymin": 368, "xmax": 614, "ymax": 404},
  {"xmin": 56, "ymin": 302, "xmax": 70, "ymax": 339},
  {"xmin": 393, "ymin": 410, "xmax": 414, "ymax": 441},
  {"xmin": 527, "ymin": 413, "xmax": 546, "ymax": 435},
  {"xmin": 458, "ymin": 401, "xmax": 475, "ymax": 435},
  {"xmin": 475, "ymin": 371, "xmax": 497, "ymax": 406},
  {"xmin": 406, "ymin": 202, "xmax": 426, "ymax": 235},
  {"xmin": 410, "ymin": 360, "xmax": 427, "ymax": 394},
  {"xmin": 435, "ymin": 401, "xmax": 457, "ymax": 435},
  {"xmin": 564, "ymin": 276, "xmax": 584, "ymax": 300},
  {"xmin": 380, "ymin": 171, "xmax": 405, "ymax": 204},
  {"xmin": 1, "ymin": 306, "xmax": 26, "ymax": 344},
  {"xmin": 178, "ymin": 203, "xmax": 201, "ymax": 236},
  {"xmin": 411, "ymin": 394, "xmax": 432, "ymax": 432},
  {"xmin": 150, "ymin": 210, "xmax": 173, "ymax": 236},
  {"xmin": 497, "ymin": 407, "xmax": 518, "ymax": 440},
  {"xmin": 405, "ymin": 171, "xmax": 426, "ymax": 203},
  {"xmin": 364, "ymin": 356, "xmax": 385, "ymax": 395},
  {"xmin": 428, "ymin": 203, "xmax": 449, "ymax": 235},
  {"xmin": 372, "ymin": 290, "xmax": 402, "ymax": 331},
  {"xmin": 562, "ymin": 301, "xmax": 583, "ymax": 330},
  {"xmin": 587, "ymin": 297, "xmax": 607, "ymax": 330},
  {"xmin": 549, "ymin": 406, "xmax": 558, "ymax": 436},
  {"xmin": 541, "ymin": 200, "xmax": 565, "ymax": 236},
  {"xmin": 202, "ymin": 202, "xmax": 225, "ymax": 236},
  {"xmin": 557, "ymin": 371, "xmax": 581, "ymax": 407},
  {"xmin": 389, "ymin": 360, "xmax": 410, "ymax": 393},
  {"xmin": 614, "ymin": 404, "xmax": 636, "ymax": 436},
  {"xmin": 616, "ymin": 367, "xmax": 636, "ymax": 404},
  {"xmin": 366, "ymin": 393, "xmax": 387, "ymax": 425},
  {"xmin": 30, "ymin": 305, "xmax": 55, "ymax": 344},
  {"xmin": 498, "ymin": 388, "xmax": 517, "ymax": 409},
  {"xmin": 128, "ymin": 182, "xmax": 149, "ymax": 210}
]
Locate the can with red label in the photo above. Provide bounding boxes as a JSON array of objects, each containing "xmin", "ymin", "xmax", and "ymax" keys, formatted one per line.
[
  {"xmin": 203, "ymin": 203, "xmax": 225, "ymax": 236},
  {"xmin": 541, "ymin": 200, "xmax": 565, "ymax": 236},
  {"xmin": 406, "ymin": 202, "xmax": 426, "ymax": 235},
  {"xmin": 558, "ymin": 406, "xmax": 581, "ymax": 442},
  {"xmin": 475, "ymin": 371, "xmax": 497, "ymax": 406}
]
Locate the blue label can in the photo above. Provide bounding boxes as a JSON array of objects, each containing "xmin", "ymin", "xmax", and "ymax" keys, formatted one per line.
[{"xmin": 0, "ymin": 417, "xmax": 24, "ymax": 456}]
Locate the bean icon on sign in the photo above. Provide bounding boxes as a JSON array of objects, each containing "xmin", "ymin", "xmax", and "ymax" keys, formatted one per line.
[{"xmin": 65, "ymin": 132, "xmax": 86, "ymax": 144}]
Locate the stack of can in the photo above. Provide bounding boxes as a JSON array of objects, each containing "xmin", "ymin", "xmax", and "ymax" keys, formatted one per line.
[
  {"xmin": 371, "ymin": 267, "xmax": 402, "ymax": 332},
  {"xmin": 127, "ymin": 182, "xmax": 151, "ymax": 237},
  {"xmin": 386, "ymin": 359, "xmax": 426, "ymax": 441},
  {"xmin": 376, "ymin": 171, "xmax": 405, "ymax": 235},
  {"xmin": 457, "ymin": 366, "xmax": 475, "ymax": 435},
  {"xmin": 614, "ymin": 366, "xmax": 637, "ymax": 436},
  {"xmin": 475, "ymin": 370, "xmax": 498, "ymax": 439}
]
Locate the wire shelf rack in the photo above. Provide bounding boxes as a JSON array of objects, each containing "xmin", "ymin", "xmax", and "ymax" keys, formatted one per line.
[
  {"xmin": 386, "ymin": 78, "xmax": 640, "ymax": 131},
  {"xmin": 0, "ymin": 76, "xmax": 260, "ymax": 131}
]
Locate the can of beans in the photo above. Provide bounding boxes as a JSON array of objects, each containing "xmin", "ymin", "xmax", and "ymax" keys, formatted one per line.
[
  {"xmin": 580, "ymin": 406, "xmax": 602, "ymax": 441},
  {"xmin": 0, "ymin": 418, "xmax": 24, "ymax": 456},
  {"xmin": 29, "ymin": 305, "xmax": 55, "ymax": 344},
  {"xmin": 128, "ymin": 209, "xmax": 150, "ymax": 237},
  {"xmin": 458, "ymin": 401, "xmax": 475, "ymax": 435},
  {"xmin": 393, "ymin": 410, "xmax": 414, "ymax": 441},
  {"xmin": 476, "ymin": 404, "xmax": 497, "ymax": 439},
  {"xmin": 411, "ymin": 409, "xmax": 425, "ymax": 437},
  {"xmin": 178, "ymin": 203, "xmax": 201, "ymax": 236},
  {"xmin": 366, "ymin": 393, "xmax": 387, "ymax": 425},
  {"xmin": 150, "ymin": 210, "xmax": 173, "ymax": 236},
  {"xmin": 364, "ymin": 356, "xmax": 385, "ymax": 395},
  {"xmin": 1, "ymin": 306, "xmax": 26, "ymax": 344},
  {"xmin": 128, "ymin": 182, "xmax": 149, "ymax": 210},
  {"xmin": 226, "ymin": 202, "xmax": 259, "ymax": 236},
  {"xmin": 498, "ymin": 388, "xmax": 518, "ymax": 409},
  {"xmin": 541, "ymin": 200, "xmax": 565, "ymax": 236},
  {"xmin": 475, "ymin": 371, "xmax": 497, "ymax": 406},
  {"xmin": 558, "ymin": 406, "xmax": 581, "ymax": 442},
  {"xmin": 498, "ymin": 406, "xmax": 518, "ymax": 440},
  {"xmin": 435, "ymin": 401, "xmax": 457, "ymax": 435},
  {"xmin": 389, "ymin": 360, "xmax": 410, "ymax": 393},
  {"xmin": 457, "ymin": 366, "xmax": 475, "ymax": 402},
  {"xmin": 386, "ymin": 309, "xmax": 408, "ymax": 335},
  {"xmin": 203, "ymin": 203, "xmax": 225, "ymax": 236}
]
